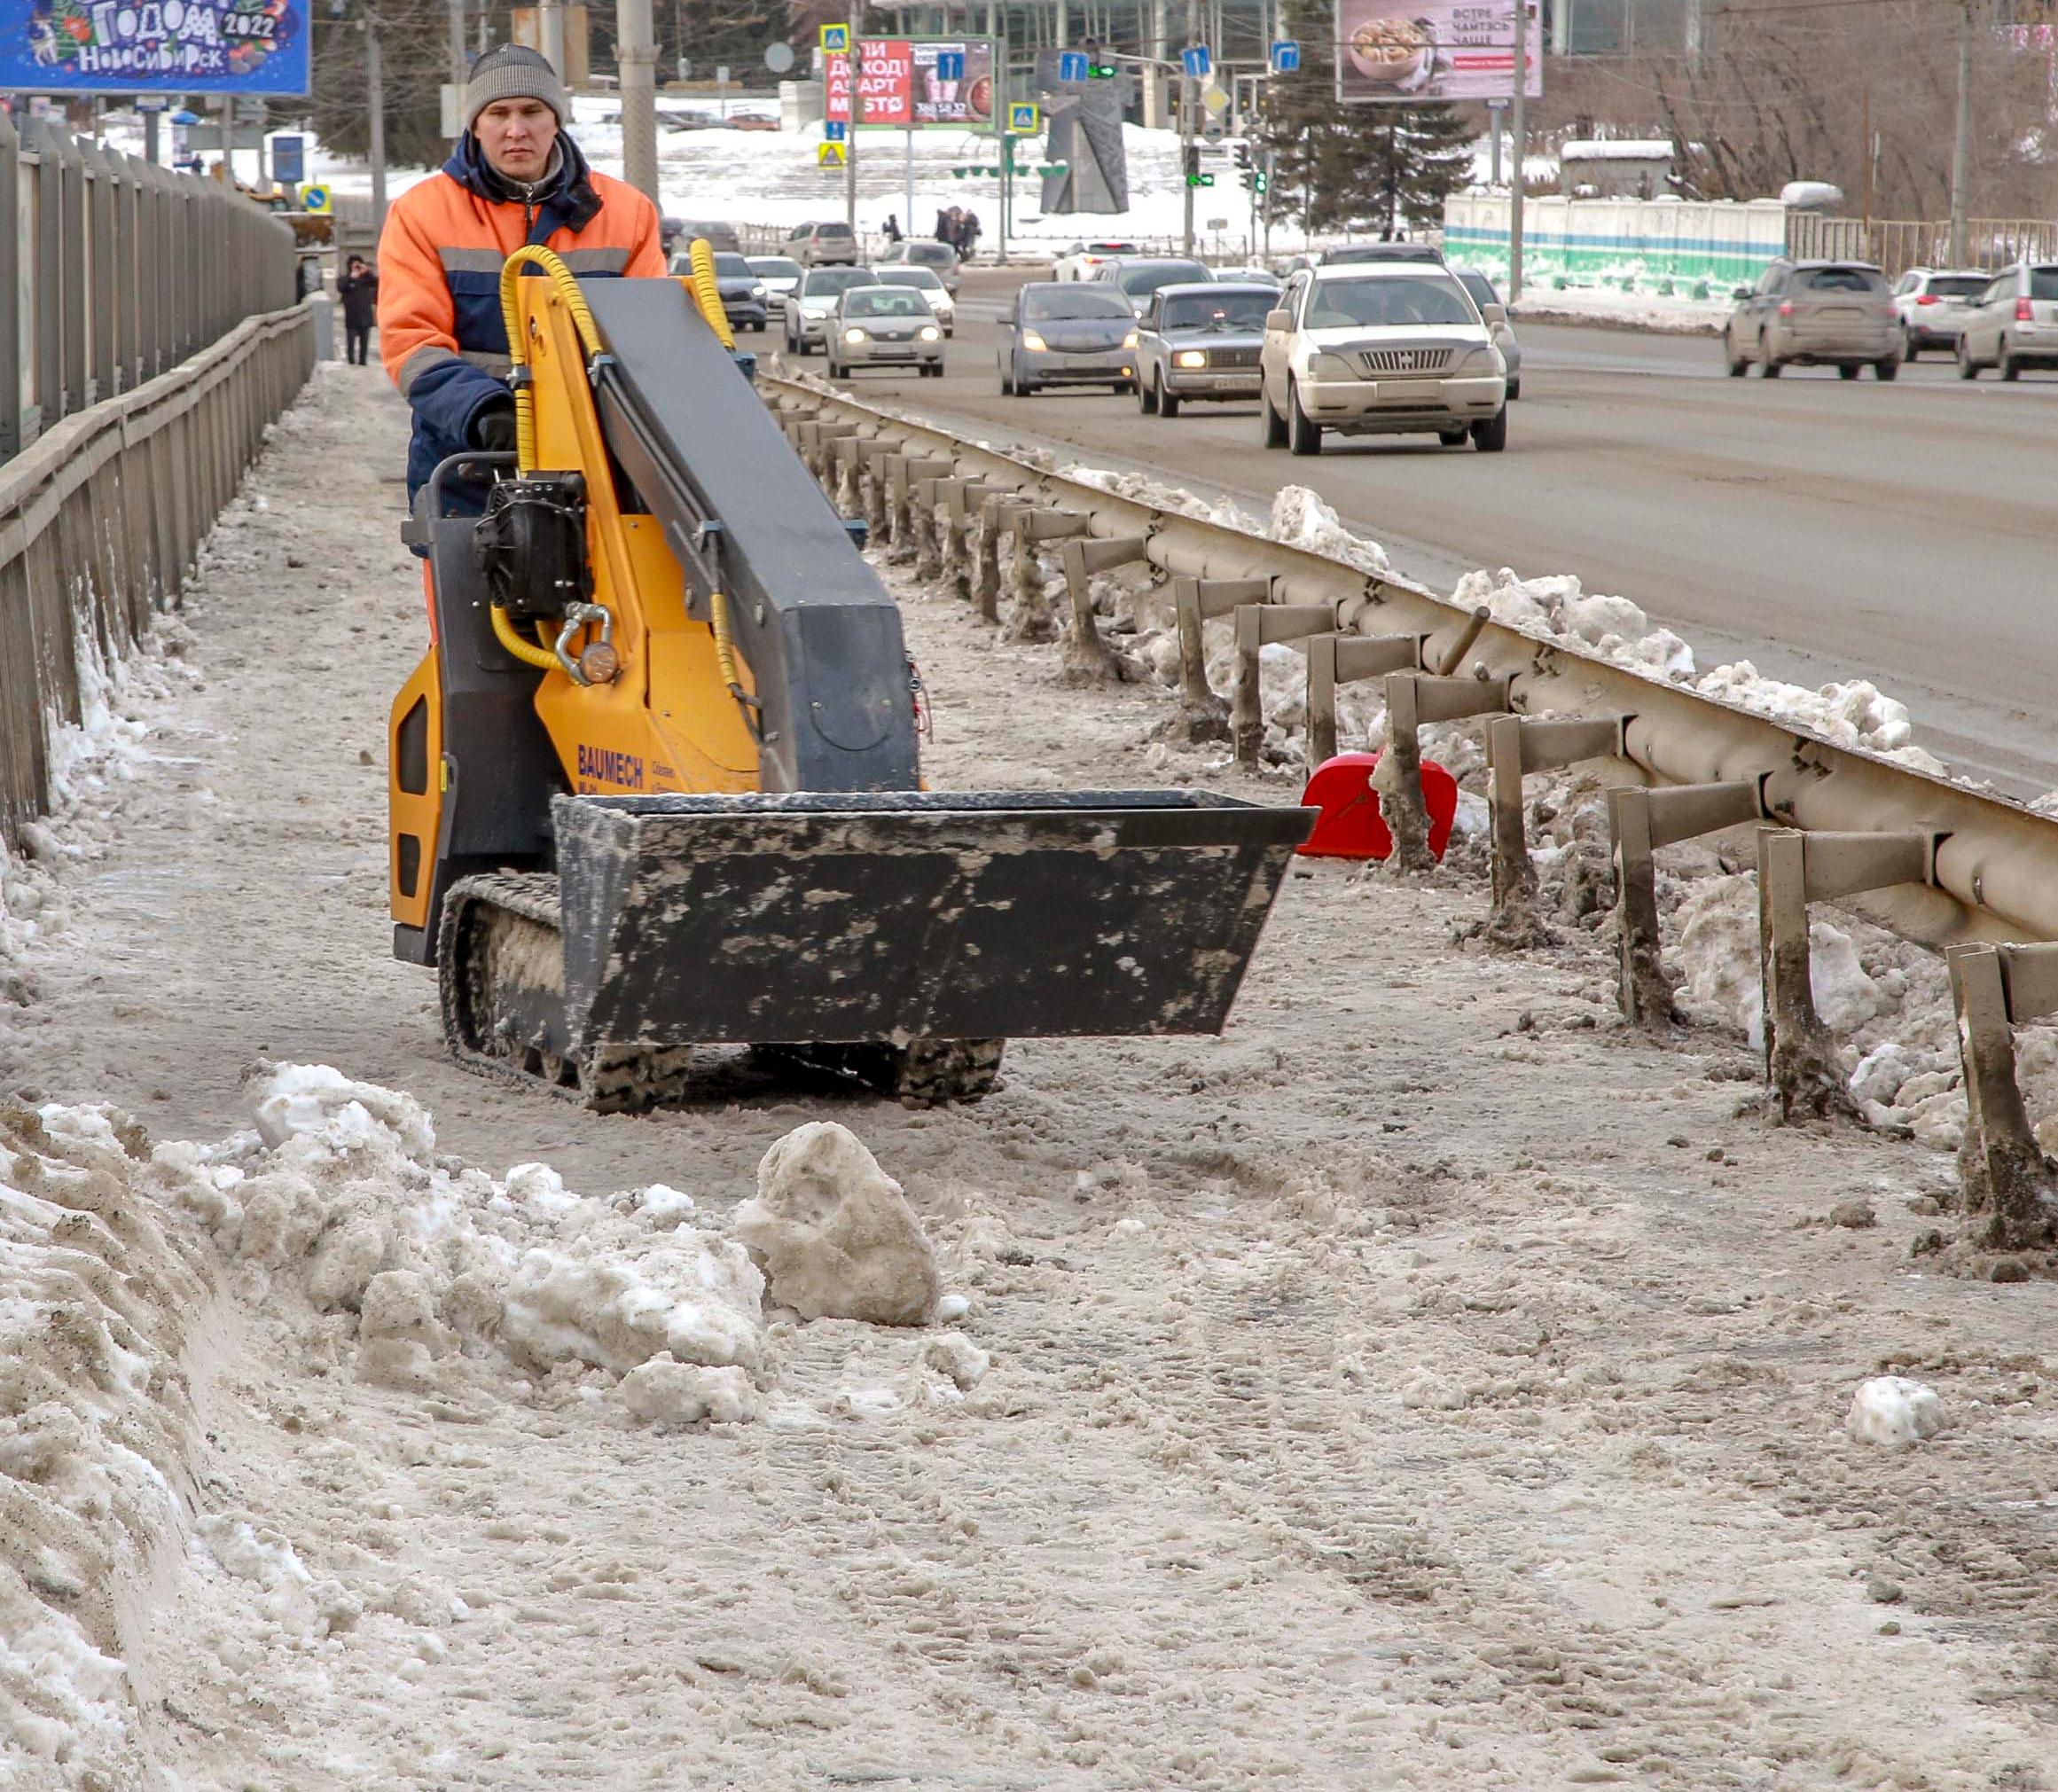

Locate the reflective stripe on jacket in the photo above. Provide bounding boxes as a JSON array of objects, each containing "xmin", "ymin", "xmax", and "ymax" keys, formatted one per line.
[{"xmin": 376, "ymin": 134, "xmax": 665, "ymax": 513}]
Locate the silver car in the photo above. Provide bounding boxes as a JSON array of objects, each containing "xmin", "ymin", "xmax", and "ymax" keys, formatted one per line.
[
  {"xmin": 998, "ymin": 282, "xmax": 1138, "ymax": 396},
  {"xmin": 1892, "ymin": 267, "xmax": 1986, "ymax": 358},
  {"xmin": 1452, "ymin": 268, "xmax": 1522, "ymax": 399},
  {"xmin": 1955, "ymin": 262, "xmax": 2058, "ymax": 380},
  {"xmin": 1090, "ymin": 256, "xmax": 1212, "ymax": 317},
  {"xmin": 1134, "ymin": 283, "xmax": 1273, "ymax": 417},
  {"xmin": 1725, "ymin": 259, "xmax": 1900, "ymax": 380},
  {"xmin": 746, "ymin": 255, "xmax": 804, "ymax": 304},
  {"xmin": 781, "ymin": 266, "xmax": 879, "ymax": 356},
  {"xmin": 826, "ymin": 286, "xmax": 945, "ymax": 380},
  {"xmin": 872, "ymin": 264, "xmax": 956, "ymax": 336},
  {"xmin": 878, "ymin": 238, "xmax": 961, "ymax": 295}
]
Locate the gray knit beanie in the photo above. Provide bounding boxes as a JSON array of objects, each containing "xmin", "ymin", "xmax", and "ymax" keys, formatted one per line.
[{"xmin": 465, "ymin": 45, "xmax": 568, "ymax": 129}]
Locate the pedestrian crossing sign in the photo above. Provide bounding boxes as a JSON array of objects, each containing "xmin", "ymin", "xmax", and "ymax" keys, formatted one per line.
[
  {"xmin": 818, "ymin": 141, "xmax": 846, "ymax": 168},
  {"xmin": 820, "ymin": 23, "xmax": 849, "ymax": 51},
  {"xmin": 1007, "ymin": 102, "xmax": 1039, "ymax": 134}
]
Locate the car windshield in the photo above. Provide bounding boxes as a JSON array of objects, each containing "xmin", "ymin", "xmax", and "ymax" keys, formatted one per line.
[
  {"xmin": 1305, "ymin": 275, "xmax": 1475, "ymax": 328},
  {"xmin": 1798, "ymin": 266, "xmax": 1887, "ymax": 293},
  {"xmin": 1162, "ymin": 291, "xmax": 1275, "ymax": 331},
  {"xmin": 713, "ymin": 254, "xmax": 753, "ymax": 278},
  {"xmin": 1023, "ymin": 287, "xmax": 1134, "ymax": 321},
  {"xmin": 1457, "ymin": 272, "xmax": 1500, "ymax": 308},
  {"xmin": 846, "ymin": 290, "xmax": 928, "ymax": 317},
  {"xmin": 1117, "ymin": 262, "xmax": 1210, "ymax": 294},
  {"xmin": 2032, "ymin": 267, "xmax": 2058, "ymax": 301},
  {"xmin": 1925, "ymin": 275, "xmax": 1986, "ymax": 299},
  {"xmin": 806, "ymin": 270, "xmax": 877, "ymax": 295},
  {"xmin": 905, "ymin": 242, "xmax": 955, "ymax": 264},
  {"xmin": 749, "ymin": 258, "xmax": 802, "ymax": 279},
  {"xmin": 1087, "ymin": 242, "xmax": 1139, "ymax": 254},
  {"xmin": 878, "ymin": 267, "xmax": 943, "ymax": 290}
]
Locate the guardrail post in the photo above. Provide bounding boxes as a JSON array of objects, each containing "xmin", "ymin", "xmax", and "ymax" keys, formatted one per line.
[
  {"xmin": 974, "ymin": 494, "xmax": 1032, "ymax": 622},
  {"xmin": 1010, "ymin": 509, "xmax": 1090, "ymax": 639},
  {"xmin": 892, "ymin": 455, "xmax": 953, "ymax": 564},
  {"xmin": 1172, "ymin": 575, "xmax": 1265, "ymax": 736},
  {"xmin": 1306, "ymin": 632, "xmax": 1420, "ymax": 765},
  {"xmin": 1945, "ymin": 943, "xmax": 2058, "ymax": 1255},
  {"xmin": 1058, "ymin": 534, "xmax": 1150, "ymax": 680},
  {"xmin": 1376, "ymin": 671, "xmax": 1512, "ymax": 870},
  {"xmin": 938, "ymin": 478, "xmax": 990, "ymax": 597},
  {"xmin": 1483, "ymin": 714, "xmax": 1626, "ymax": 945},
  {"xmin": 855, "ymin": 439, "xmax": 896, "ymax": 539},
  {"xmin": 1609, "ymin": 780, "xmax": 1763, "ymax": 1027},
  {"xmin": 1757, "ymin": 829, "xmax": 1937, "ymax": 1123},
  {"xmin": 1233, "ymin": 603, "xmax": 1336, "ymax": 764}
]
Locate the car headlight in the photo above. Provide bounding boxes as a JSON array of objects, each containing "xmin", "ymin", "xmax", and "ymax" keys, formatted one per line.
[
  {"xmin": 1173, "ymin": 348, "xmax": 1208, "ymax": 370},
  {"xmin": 1021, "ymin": 329, "xmax": 1049, "ymax": 352},
  {"xmin": 1456, "ymin": 346, "xmax": 1501, "ymax": 376},
  {"xmin": 750, "ymin": 285, "xmax": 766, "ymax": 301},
  {"xmin": 1307, "ymin": 350, "xmax": 1359, "ymax": 380},
  {"xmin": 1123, "ymin": 329, "xmax": 1139, "ymax": 349},
  {"xmin": 919, "ymin": 325, "xmax": 941, "ymax": 342},
  {"xmin": 843, "ymin": 327, "xmax": 869, "ymax": 343}
]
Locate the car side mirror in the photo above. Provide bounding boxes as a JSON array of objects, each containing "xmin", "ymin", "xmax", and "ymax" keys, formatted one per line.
[
  {"xmin": 1733, "ymin": 286, "xmax": 1753, "ymax": 301},
  {"xmin": 1481, "ymin": 302, "xmax": 1507, "ymax": 326},
  {"xmin": 1264, "ymin": 309, "xmax": 1291, "ymax": 333}
]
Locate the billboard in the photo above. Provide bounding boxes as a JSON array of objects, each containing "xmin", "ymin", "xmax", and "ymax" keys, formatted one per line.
[
  {"xmin": 1334, "ymin": 0, "xmax": 1541, "ymax": 104},
  {"xmin": 826, "ymin": 37, "xmax": 996, "ymax": 129},
  {"xmin": 1, "ymin": 0, "xmax": 311, "ymax": 95}
]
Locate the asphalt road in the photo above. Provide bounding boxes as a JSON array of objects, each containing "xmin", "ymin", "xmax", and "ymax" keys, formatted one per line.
[{"xmin": 780, "ymin": 272, "xmax": 2058, "ymax": 791}]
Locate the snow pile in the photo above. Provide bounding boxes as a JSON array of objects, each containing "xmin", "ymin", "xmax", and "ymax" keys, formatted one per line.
[
  {"xmin": 1, "ymin": 1099, "xmax": 215, "ymax": 1786},
  {"xmin": 1673, "ymin": 877, "xmax": 1889, "ymax": 1050},
  {"xmin": 1269, "ymin": 485, "xmax": 1390, "ymax": 575},
  {"xmin": 735, "ymin": 1122, "xmax": 940, "ymax": 1326},
  {"xmin": 1060, "ymin": 462, "xmax": 1252, "ymax": 531},
  {"xmin": 1695, "ymin": 661, "xmax": 1948, "ymax": 775},
  {"xmin": 1453, "ymin": 566, "xmax": 1697, "ymax": 680},
  {"xmin": 1846, "ymin": 1376, "xmax": 1945, "ymax": 1447}
]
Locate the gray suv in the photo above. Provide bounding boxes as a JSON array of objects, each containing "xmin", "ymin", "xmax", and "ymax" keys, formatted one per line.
[
  {"xmin": 786, "ymin": 220, "xmax": 861, "ymax": 268},
  {"xmin": 1725, "ymin": 259, "xmax": 1900, "ymax": 380}
]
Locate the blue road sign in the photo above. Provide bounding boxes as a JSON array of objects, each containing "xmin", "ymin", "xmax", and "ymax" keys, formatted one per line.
[
  {"xmin": 935, "ymin": 49, "xmax": 966, "ymax": 80},
  {"xmin": 270, "ymin": 134, "xmax": 305, "ymax": 184},
  {"xmin": 1180, "ymin": 44, "xmax": 1212, "ymax": 79},
  {"xmin": 1270, "ymin": 40, "xmax": 1301, "ymax": 74},
  {"xmin": 824, "ymin": 118, "xmax": 847, "ymax": 140},
  {"xmin": 1058, "ymin": 50, "xmax": 1088, "ymax": 82}
]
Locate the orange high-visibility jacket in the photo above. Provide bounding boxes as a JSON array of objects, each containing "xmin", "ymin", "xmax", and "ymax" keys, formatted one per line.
[{"xmin": 377, "ymin": 133, "xmax": 664, "ymax": 510}]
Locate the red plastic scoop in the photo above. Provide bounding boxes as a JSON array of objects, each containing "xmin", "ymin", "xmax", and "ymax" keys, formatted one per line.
[{"xmin": 1296, "ymin": 751, "xmax": 1459, "ymax": 862}]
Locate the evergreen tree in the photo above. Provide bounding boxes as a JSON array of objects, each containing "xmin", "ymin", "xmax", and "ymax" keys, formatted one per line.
[{"xmin": 1255, "ymin": 0, "xmax": 1476, "ymax": 239}]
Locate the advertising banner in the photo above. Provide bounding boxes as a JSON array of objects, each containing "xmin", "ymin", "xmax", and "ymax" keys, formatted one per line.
[
  {"xmin": 1, "ymin": 0, "xmax": 310, "ymax": 95},
  {"xmin": 825, "ymin": 36, "xmax": 995, "ymax": 129},
  {"xmin": 1334, "ymin": 0, "xmax": 1540, "ymax": 104}
]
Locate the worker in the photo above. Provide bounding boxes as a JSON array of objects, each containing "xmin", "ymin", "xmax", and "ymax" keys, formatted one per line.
[{"xmin": 376, "ymin": 44, "xmax": 665, "ymax": 520}]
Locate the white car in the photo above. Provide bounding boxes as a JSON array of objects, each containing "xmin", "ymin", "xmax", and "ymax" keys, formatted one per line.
[
  {"xmin": 746, "ymin": 255, "xmax": 804, "ymax": 302},
  {"xmin": 1891, "ymin": 267, "xmax": 1987, "ymax": 358},
  {"xmin": 1052, "ymin": 239, "xmax": 1142, "ymax": 281},
  {"xmin": 872, "ymin": 264, "xmax": 956, "ymax": 336},
  {"xmin": 781, "ymin": 266, "xmax": 880, "ymax": 356},
  {"xmin": 1258, "ymin": 264, "xmax": 1507, "ymax": 455},
  {"xmin": 1954, "ymin": 261, "xmax": 2058, "ymax": 380}
]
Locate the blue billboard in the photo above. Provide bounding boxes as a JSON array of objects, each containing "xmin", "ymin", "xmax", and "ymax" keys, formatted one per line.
[{"xmin": 2, "ymin": 1, "xmax": 311, "ymax": 96}]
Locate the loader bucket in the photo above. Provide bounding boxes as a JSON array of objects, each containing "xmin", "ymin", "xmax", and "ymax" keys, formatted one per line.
[{"xmin": 551, "ymin": 790, "xmax": 1315, "ymax": 1050}]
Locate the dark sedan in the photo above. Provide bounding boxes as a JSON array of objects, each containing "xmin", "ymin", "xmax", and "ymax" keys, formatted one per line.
[{"xmin": 669, "ymin": 249, "xmax": 770, "ymax": 333}]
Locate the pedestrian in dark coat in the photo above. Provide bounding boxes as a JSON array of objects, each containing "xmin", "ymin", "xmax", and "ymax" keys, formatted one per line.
[
  {"xmin": 959, "ymin": 209, "xmax": 982, "ymax": 262},
  {"xmin": 338, "ymin": 254, "xmax": 380, "ymax": 366}
]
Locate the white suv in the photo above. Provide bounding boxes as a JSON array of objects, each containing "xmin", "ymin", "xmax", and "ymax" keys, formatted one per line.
[{"xmin": 1259, "ymin": 264, "xmax": 1507, "ymax": 455}]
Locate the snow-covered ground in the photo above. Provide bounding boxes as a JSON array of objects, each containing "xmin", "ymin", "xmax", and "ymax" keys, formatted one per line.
[{"xmin": 4, "ymin": 359, "xmax": 2058, "ymax": 1788}]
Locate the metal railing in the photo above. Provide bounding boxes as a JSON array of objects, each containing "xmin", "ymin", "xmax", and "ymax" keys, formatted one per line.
[
  {"xmin": 0, "ymin": 303, "xmax": 314, "ymax": 849},
  {"xmin": 0, "ymin": 111, "xmax": 298, "ymax": 465},
  {"xmin": 1787, "ymin": 213, "xmax": 2058, "ymax": 277}
]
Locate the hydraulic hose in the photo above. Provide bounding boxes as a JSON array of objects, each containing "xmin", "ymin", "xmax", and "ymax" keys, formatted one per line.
[
  {"xmin": 497, "ymin": 245, "xmax": 606, "ymax": 473},
  {"xmin": 489, "ymin": 601, "xmax": 559, "ymax": 672},
  {"xmin": 684, "ymin": 239, "xmax": 737, "ymax": 350},
  {"xmin": 708, "ymin": 589, "xmax": 761, "ymax": 736}
]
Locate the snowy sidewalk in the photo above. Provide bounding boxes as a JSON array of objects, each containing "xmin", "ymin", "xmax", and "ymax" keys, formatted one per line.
[{"xmin": 4, "ymin": 364, "xmax": 2056, "ymax": 1790}]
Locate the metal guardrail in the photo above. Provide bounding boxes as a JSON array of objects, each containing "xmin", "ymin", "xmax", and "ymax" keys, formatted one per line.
[
  {"xmin": 767, "ymin": 372, "xmax": 2058, "ymax": 1243},
  {"xmin": 0, "ymin": 303, "xmax": 314, "ymax": 849},
  {"xmin": 0, "ymin": 112, "xmax": 297, "ymax": 465},
  {"xmin": 1787, "ymin": 213, "xmax": 2058, "ymax": 278}
]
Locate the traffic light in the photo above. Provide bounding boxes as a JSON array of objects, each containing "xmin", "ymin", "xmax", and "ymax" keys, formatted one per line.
[
  {"xmin": 1183, "ymin": 143, "xmax": 1214, "ymax": 188},
  {"xmin": 1253, "ymin": 168, "xmax": 1270, "ymax": 194},
  {"xmin": 1233, "ymin": 143, "xmax": 1252, "ymax": 172}
]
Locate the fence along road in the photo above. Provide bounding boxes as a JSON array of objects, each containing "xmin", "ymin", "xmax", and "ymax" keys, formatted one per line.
[{"xmin": 0, "ymin": 113, "xmax": 309, "ymax": 848}]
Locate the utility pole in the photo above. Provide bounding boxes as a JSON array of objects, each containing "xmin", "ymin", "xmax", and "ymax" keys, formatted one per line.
[
  {"xmin": 539, "ymin": 0, "xmax": 566, "ymax": 80},
  {"xmin": 447, "ymin": 0, "xmax": 466, "ymax": 87},
  {"xmin": 1508, "ymin": 0, "xmax": 1527, "ymax": 301},
  {"xmin": 1948, "ymin": 0, "xmax": 1973, "ymax": 266},
  {"xmin": 366, "ymin": 12, "xmax": 388, "ymax": 230},
  {"xmin": 1181, "ymin": 0, "xmax": 1198, "ymax": 255},
  {"xmin": 1859, "ymin": 79, "xmax": 1872, "ymax": 229},
  {"xmin": 617, "ymin": 0, "xmax": 661, "ymax": 205},
  {"xmin": 845, "ymin": 1, "xmax": 862, "ymax": 231}
]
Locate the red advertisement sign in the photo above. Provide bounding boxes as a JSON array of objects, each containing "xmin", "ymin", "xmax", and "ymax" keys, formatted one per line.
[{"xmin": 826, "ymin": 37, "xmax": 994, "ymax": 129}]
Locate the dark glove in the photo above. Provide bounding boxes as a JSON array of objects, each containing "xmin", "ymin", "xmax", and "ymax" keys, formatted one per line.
[{"xmin": 473, "ymin": 402, "xmax": 518, "ymax": 454}]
